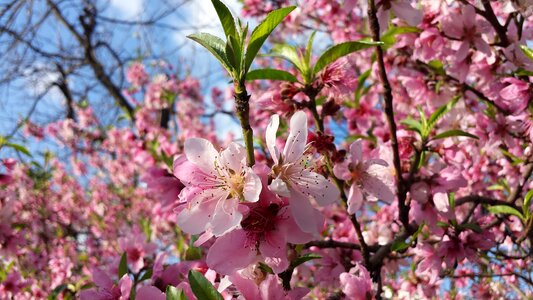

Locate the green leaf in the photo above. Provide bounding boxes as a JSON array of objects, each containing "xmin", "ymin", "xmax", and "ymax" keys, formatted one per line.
[
  {"xmin": 269, "ymin": 44, "xmax": 305, "ymax": 73},
  {"xmin": 258, "ymin": 262, "xmax": 274, "ymax": 274},
  {"xmin": 188, "ymin": 33, "xmax": 233, "ymax": 74},
  {"xmin": 432, "ymin": 129, "xmax": 479, "ymax": 141},
  {"xmin": 290, "ymin": 253, "xmax": 321, "ymax": 268},
  {"xmin": 427, "ymin": 60, "xmax": 445, "ymax": 76},
  {"xmin": 139, "ymin": 268, "xmax": 153, "ymax": 282},
  {"xmin": 519, "ymin": 45, "xmax": 533, "ymax": 62},
  {"xmin": 246, "ymin": 68, "xmax": 298, "ymax": 82},
  {"xmin": 523, "ymin": 189, "xmax": 533, "ymax": 217},
  {"xmin": 488, "ymin": 205, "xmax": 525, "ymax": 221},
  {"xmin": 391, "ymin": 240, "xmax": 410, "ymax": 252},
  {"xmin": 184, "ymin": 246, "xmax": 202, "ymax": 261},
  {"xmin": 118, "ymin": 252, "xmax": 128, "ymax": 277},
  {"xmin": 381, "ymin": 26, "xmax": 421, "ymax": 49},
  {"xmin": 458, "ymin": 223, "xmax": 483, "ymax": 234},
  {"xmin": 427, "ymin": 96, "xmax": 460, "ymax": 131},
  {"xmin": 47, "ymin": 284, "xmax": 68, "ymax": 300},
  {"xmin": 313, "ymin": 40, "xmax": 382, "ymax": 74},
  {"xmin": 400, "ymin": 117, "xmax": 423, "ymax": 134},
  {"xmin": 166, "ymin": 286, "xmax": 188, "ymax": 300},
  {"xmin": 245, "ymin": 6, "xmax": 296, "ymax": 72},
  {"xmin": 211, "ymin": 0, "xmax": 237, "ymax": 38},
  {"xmin": 188, "ymin": 270, "xmax": 224, "ymax": 300},
  {"xmin": 5, "ymin": 143, "xmax": 31, "ymax": 157},
  {"xmin": 304, "ymin": 31, "xmax": 317, "ymax": 67}
]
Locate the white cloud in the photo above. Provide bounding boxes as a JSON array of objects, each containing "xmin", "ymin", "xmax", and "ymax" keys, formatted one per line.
[{"xmin": 109, "ymin": 0, "xmax": 143, "ymax": 18}]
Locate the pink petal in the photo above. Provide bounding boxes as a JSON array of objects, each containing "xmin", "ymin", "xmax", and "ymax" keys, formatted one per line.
[
  {"xmin": 391, "ymin": 1, "xmax": 422, "ymax": 26},
  {"xmin": 455, "ymin": 41, "xmax": 470, "ymax": 62},
  {"xmin": 243, "ymin": 167, "xmax": 262, "ymax": 202},
  {"xmin": 289, "ymin": 189, "xmax": 322, "ymax": 234},
  {"xmin": 211, "ymin": 198, "xmax": 243, "ymax": 236},
  {"xmin": 206, "ymin": 230, "xmax": 256, "ymax": 275},
  {"xmin": 433, "ymin": 192, "xmax": 449, "ymax": 213},
  {"xmin": 218, "ymin": 142, "xmax": 246, "ymax": 173},
  {"xmin": 462, "ymin": 5, "xmax": 476, "ymax": 29},
  {"xmin": 347, "ymin": 184, "xmax": 364, "ymax": 214},
  {"xmin": 333, "ymin": 162, "xmax": 351, "ymax": 181},
  {"xmin": 266, "ymin": 114, "xmax": 281, "ymax": 164},
  {"xmin": 473, "ymin": 37, "xmax": 491, "ymax": 56},
  {"xmin": 229, "ymin": 274, "xmax": 260, "ymax": 300},
  {"xmin": 261, "ymin": 229, "xmax": 289, "ymax": 273},
  {"xmin": 283, "ymin": 111, "xmax": 307, "ymax": 164},
  {"xmin": 184, "ymin": 138, "xmax": 218, "ymax": 173},
  {"xmin": 349, "ymin": 141, "xmax": 363, "ymax": 162},
  {"xmin": 293, "ymin": 170, "xmax": 339, "ymax": 206},
  {"xmin": 177, "ymin": 191, "xmax": 219, "ymax": 234},
  {"xmin": 361, "ymin": 174, "xmax": 395, "ymax": 203},
  {"xmin": 259, "ymin": 275, "xmax": 287, "ymax": 299},
  {"xmin": 135, "ymin": 286, "xmax": 165, "ymax": 300},
  {"xmin": 119, "ymin": 274, "xmax": 132, "ymax": 299},
  {"xmin": 269, "ymin": 177, "xmax": 291, "ymax": 197},
  {"xmin": 91, "ymin": 268, "xmax": 113, "ymax": 290},
  {"xmin": 277, "ymin": 206, "xmax": 314, "ymax": 244}
]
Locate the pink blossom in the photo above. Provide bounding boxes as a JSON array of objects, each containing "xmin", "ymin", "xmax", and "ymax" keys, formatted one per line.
[
  {"xmin": 339, "ymin": 264, "xmax": 373, "ymax": 300},
  {"xmin": 318, "ymin": 58, "xmax": 357, "ymax": 98},
  {"xmin": 126, "ymin": 62, "xmax": 149, "ymax": 87},
  {"xmin": 206, "ymin": 164, "xmax": 313, "ymax": 275},
  {"xmin": 377, "ymin": 0, "xmax": 423, "ymax": 31},
  {"xmin": 266, "ymin": 111, "xmax": 339, "ymax": 233},
  {"xmin": 136, "ymin": 286, "xmax": 165, "ymax": 300},
  {"xmin": 229, "ymin": 272, "xmax": 309, "ymax": 300},
  {"xmin": 334, "ymin": 141, "xmax": 394, "ymax": 213},
  {"xmin": 118, "ymin": 229, "xmax": 157, "ymax": 273},
  {"xmin": 174, "ymin": 138, "xmax": 262, "ymax": 237},
  {"xmin": 497, "ymin": 78, "xmax": 531, "ymax": 113},
  {"xmin": 442, "ymin": 5, "xmax": 491, "ymax": 60},
  {"xmin": 79, "ymin": 269, "xmax": 132, "ymax": 300}
]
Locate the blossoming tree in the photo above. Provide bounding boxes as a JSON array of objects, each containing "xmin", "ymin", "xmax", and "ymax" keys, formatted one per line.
[{"xmin": 1, "ymin": 0, "xmax": 533, "ymax": 299}]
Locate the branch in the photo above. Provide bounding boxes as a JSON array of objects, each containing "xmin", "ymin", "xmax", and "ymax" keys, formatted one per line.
[
  {"xmin": 367, "ymin": 0, "xmax": 408, "ymax": 229},
  {"xmin": 455, "ymin": 195, "xmax": 521, "ymax": 211}
]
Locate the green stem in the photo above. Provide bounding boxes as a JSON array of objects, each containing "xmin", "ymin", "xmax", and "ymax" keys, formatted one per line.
[{"xmin": 234, "ymin": 82, "xmax": 255, "ymax": 167}]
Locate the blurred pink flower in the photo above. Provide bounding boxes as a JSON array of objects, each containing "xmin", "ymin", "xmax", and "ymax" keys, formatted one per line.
[
  {"xmin": 339, "ymin": 264, "xmax": 373, "ymax": 300},
  {"xmin": 118, "ymin": 229, "xmax": 157, "ymax": 274},
  {"xmin": 79, "ymin": 269, "xmax": 132, "ymax": 300},
  {"xmin": 126, "ymin": 62, "xmax": 149, "ymax": 87}
]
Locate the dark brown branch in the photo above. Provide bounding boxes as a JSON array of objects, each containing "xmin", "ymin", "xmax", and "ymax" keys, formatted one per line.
[
  {"xmin": 455, "ymin": 195, "xmax": 521, "ymax": 211},
  {"xmin": 367, "ymin": 0, "xmax": 408, "ymax": 229},
  {"xmin": 480, "ymin": 0, "xmax": 510, "ymax": 47}
]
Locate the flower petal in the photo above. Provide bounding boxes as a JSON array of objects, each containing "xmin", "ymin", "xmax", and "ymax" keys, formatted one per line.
[
  {"xmin": 349, "ymin": 141, "xmax": 363, "ymax": 162},
  {"xmin": 206, "ymin": 230, "xmax": 256, "ymax": 275},
  {"xmin": 269, "ymin": 177, "xmax": 291, "ymax": 197},
  {"xmin": 283, "ymin": 111, "xmax": 308, "ymax": 164},
  {"xmin": 289, "ymin": 189, "xmax": 322, "ymax": 234},
  {"xmin": 266, "ymin": 114, "xmax": 281, "ymax": 164},
  {"xmin": 136, "ymin": 286, "xmax": 165, "ymax": 300},
  {"xmin": 292, "ymin": 170, "xmax": 339, "ymax": 206},
  {"xmin": 361, "ymin": 174, "xmax": 395, "ymax": 203},
  {"xmin": 218, "ymin": 142, "xmax": 246, "ymax": 173},
  {"xmin": 260, "ymin": 229, "xmax": 289, "ymax": 273},
  {"xmin": 277, "ymin": 206, "xmax": 314, "ymax": 244},
  {"xmin": 347, "ymin": 184, "xmax": 364, "ymax": 214},
  {"xmin": 184, "ymin": 138, "xmax": 218, "ymax": 173},
  {"xmin": 243, "ymin": 167, "xmax": 262, "ymax": 202},
  {"xmin": 211, "ymin": 198, "xmax": 243, "ymax": 236}
]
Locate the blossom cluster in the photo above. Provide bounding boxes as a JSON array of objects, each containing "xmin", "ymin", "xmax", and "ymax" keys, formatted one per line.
[{"xmin": 1, "ymin": 0, "xmax": 533, "ymax": 299}]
